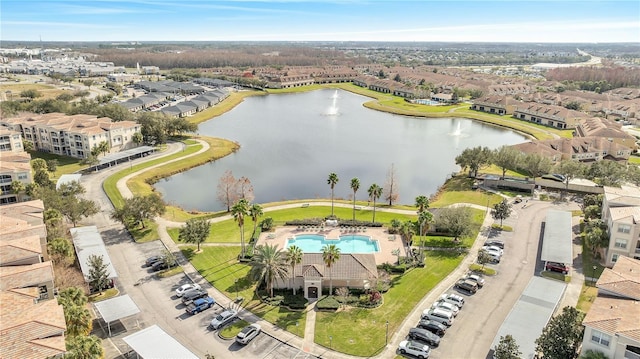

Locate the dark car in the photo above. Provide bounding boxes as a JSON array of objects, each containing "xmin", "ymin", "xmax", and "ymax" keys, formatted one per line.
[
  {"xmin": 144, "ymin": 255, "xmax": 163, "ymax": 267},
  {"xmin": 455, "ymin": 279, "xmax": 478, "ymax": 294},
  {"xmin": 417, "ymin": 319, "xmax": 447, "ymax": 337},
  {"xmin": 545, "ymin": 261, "xmax": 569, "ymax": 274},
  {"xmin": 151, "ymin": 260, "xmax": 169, "ymax": 272},
  {"xmin": 181, "ymin": 289, "xmax": 208, "ymax": 304},
  {"xmin": 408, "ymin": 327, "xmax": 441, "ymax": 347}
]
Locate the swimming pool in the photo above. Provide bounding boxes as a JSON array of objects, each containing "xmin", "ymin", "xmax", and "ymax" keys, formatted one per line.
[{"xmin": 286, "ymin": 234, "xmax": 380, "ymax": 254}]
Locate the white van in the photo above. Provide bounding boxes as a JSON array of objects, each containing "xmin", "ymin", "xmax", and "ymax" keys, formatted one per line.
[{"xmin": 421, "ymin": 308, "xmax": 454, "ymax": 326}]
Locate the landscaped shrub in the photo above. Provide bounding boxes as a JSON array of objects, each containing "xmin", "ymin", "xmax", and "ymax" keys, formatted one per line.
[
  {"xmin": 283, "ymin": 293, "xmax": 308, "ymax": 309},
  {"xmin": 261, "ymin": 217, "xmax": 274, "ymax": 231},
  {"xmin": 316, "ymin": 295, "xmax": 340, "ymax": 311}
]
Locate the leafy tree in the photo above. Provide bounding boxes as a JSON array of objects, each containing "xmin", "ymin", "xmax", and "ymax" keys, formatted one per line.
[
  {"xmin": 82, "ymin": 79, "xmax": 95, "ymax": 88},
  {"xmin": 22, "ymin": 140, "xmax": 34, "ymax": 151},
  {"xmin": 87, "ymin": 254, "xmax": 111, "ymax": 293},
  {"xmin": 322, "ymin": 244, "xmax": 341, "ymax": 296},
  {"xmin": 31, "ymin": 158, "xmax": 47, "ymax": 172},
  {"xmin": 415, "ymin": 195, "xmax": 430, "ymax": 214},
  {"xmin": 48, "ymin": 237, "xmax": 74, "ymax": 264},
  {"xmin": 250, "ymin": 244, "xmax": 289, "ymax": 297},
  {"xmin": 261, "ymin": 217, "xmax": 274, "ymax": 231},
  {"xmin": 399, "ymin": 219, "xmax": 416, "ymax": 245},
  {"xmin": 80, "ymin": 155, "xmax": 99, "ymax": 167},
  {"xmin": 61, "ymin": 196, "xmax": 99, "ymax": 227},
  {"xmin": 286, "ymin": 245, "xmax": 303, "ymax": 295},
  {"xmin": 63, "ymin": 304, "xmax": 93, "ymax": 337},
  {"xmin": 216, "ymin": 170, "xmax": 238, "ymax": 212},
  {"xmin": 91, "ymin": 141, "xmax": 109, "ymax": 157},
  {"xmin": 563, "ymin": 101, "xmax": 582, "ymax": 111},
  {"xmin": 582, "ymin": 194, "xmax": 603, "ymax": 213},
  {"xmin": 132, "ymin": 131, "xmax": 143, "ymax": 145},
  {"xmin": 535, "ymin": 306, "xmax": 585, "ymax": 359},
  {"xmin": 625, "ymin": 165, "xmax": 640, "ymax": 186},
  {"xmin": 65, "ymin": 334, "xmax": 104, "ymax": 359},
  {"xmin": 493, "ymin": 146, "xmax": 522, "ymax": 179},
  {"xmin": 384, "ymin": 163, "xmax": 399, "ymax": 205},
  {"xmin": 110, "ymin": 193, "xmax": 165, "ymax": 229},
  {"xmin": 350, "ymin": 177, "xmax": 360, "ymax": 221},
  {"xmin": 327, "ymin": 172, "xmax": 339, "ymax": 216},
  {"xmin": 556, "ymin": 160, "xmax": 587, "ymax": 193},
  {"xmin": 249, "ymin": 203, "xmax": 263, "ymax": 240},
  {"xmin": 44, "ymin": 208, "xmax": 66, "ymax": 240},
  {"xmin": 587, "ymin": 160, "xmax": 626, "ymax": 187},
  {"xmin": 162, "ymin": 249, "xmax": 177, "ymax": 269},
  {"xmin": 455, "ymin": 146, "xmax": 493, "ymax": 178},
  {"xmin": 58, "ymin": 287, "xmax": 88, "ymax": 309},
  {"xmin": 10, "ymin": 180, "xmax": 25, "ymax": 196},
  {"xmin": 178, "ymin": 218, "xmax": 210, "ymax": 252},
  {"xmin": 33, "ymin": 169, "xmax": 53, "ymax": 188},
  {"xmin": 477, "ymin": 249, "xmax": 492, "ymax": 270},
  {"xmin": 46, "ymin": 159, "xmax": 59, "ymax": 173},
  {"xmin": 491, "ymin": 199, "xmax": 513, "ymax": 226},
  {"xmin": 494, "ymin": 334, "xmax": 522, "ymax": 359},
  {"xmin": 368, "ymin": 183, "xmax": 383, "ymax": 223},
  {"xmin": 584, "ymin": 220, "xmax": 609, "ymax": 259},
  {"xmin": 56, "ymin": 92, "xmax": 75, "ymax": 102},
  {"xmin": 232, "ymin": 198, "xmax": 250, "ymax": 258},
  {"xmin": 584, "ymin": 205, "xmax": 601, "ymax": 222},
  {"xmin": 435, "ymin": 206, "xmax": 473, "ymax": 242},
  {"xmin": 521, "ymin": 153, "xmax": 553, "ymax": 181}
]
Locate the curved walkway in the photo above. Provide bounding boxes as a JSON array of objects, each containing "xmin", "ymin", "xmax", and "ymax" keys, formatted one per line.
[{"xmin": 106, "ymin": 142, "xmax": 498, "ymax": 358}]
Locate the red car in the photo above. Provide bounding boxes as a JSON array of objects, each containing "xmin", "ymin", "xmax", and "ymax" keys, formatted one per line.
[{"xmin": 545, "ymin": 262, "xmax": 569, "ymax": 274}]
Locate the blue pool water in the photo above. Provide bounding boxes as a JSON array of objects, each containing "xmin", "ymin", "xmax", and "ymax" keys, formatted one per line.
[{"xmin": 286, "ymin": 234, "xmax": 380, "ymax": 253}]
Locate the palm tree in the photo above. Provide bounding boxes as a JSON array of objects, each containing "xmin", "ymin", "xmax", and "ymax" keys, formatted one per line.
[
  {"xmin": 64, "ymin": 304, "xmax": 93, "ymax": 337},
  {"xmin": 249, "ymin": 203, "xmax": 264, "ymax": 240},
  {"xmin": 415, "ymin": 195, "xmax": 430, "ymax": 214},
  {"xmin": 368, "ymin": 183, "xmax": 382, "ymax": 223},
  {"xmin": 286, "ymin": 245, "xmax": 303, "ymax": 295},
  {"xmin": 350, "ymin": 177, "xmax": 360, "ymax": 221},
  {"xmin": 250, "ymin": 244, "xmax": 289, "ymax": 297},
  {"xmin": 400, "ymin": 220, "xmax": 416, "ymax": 257},
  {"xmin": 322, "ymin": 244, "xmax": 341, "ymax": 296},
  {"xmin": 65, "ymin": 334, "xmax": 104, "ymax": 359},
  {"xmin": 327, "ymin": 173, "xmax": 339, "ymax": 216},
  {"xmin": 417, "ymin": 210, "xmax": 433, "ymax": 258},
  {"xmin": 232, "ymin": 198, "xmax": 250, "ymax": 258}
]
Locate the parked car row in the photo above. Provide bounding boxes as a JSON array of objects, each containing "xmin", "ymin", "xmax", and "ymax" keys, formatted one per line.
[
  {"xmin": 398, "ymin": 293, "xmax": 467, "ymax": 358},
  {"xmin": 144, "ymin": 254, "xmax": 177, "ymax": 272},
  {"xmin": 479, "ymin": 239, "xmax": 505, "ymax": 264}
]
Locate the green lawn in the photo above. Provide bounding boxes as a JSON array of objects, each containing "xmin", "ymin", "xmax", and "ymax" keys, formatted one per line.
[
  {"xmin": 182, "ymin": 245, "xmax": 307, "ymax": 335},
  {"xmin": 314, "ymin": 251, "xmax": 464, "ymax": 356},
  {"xmin": 168, "ymin": 205, "xmax": 418, "ymax": 243},
  {"xmin": 28, "ymin": 150, "xmax": 86, "ymax": 179}
]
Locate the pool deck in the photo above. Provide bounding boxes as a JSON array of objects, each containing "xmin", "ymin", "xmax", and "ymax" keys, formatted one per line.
[{"xmin": 256, "ymin": 225, "xmax": 407, "ymax": 264}]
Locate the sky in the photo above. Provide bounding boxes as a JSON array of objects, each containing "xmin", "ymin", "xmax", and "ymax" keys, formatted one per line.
[{"xmin": 1, "ymin": 0, "xmax": 639, "ymax": 43}]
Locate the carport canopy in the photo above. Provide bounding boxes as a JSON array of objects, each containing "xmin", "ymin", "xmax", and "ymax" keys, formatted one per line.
[
  {"xmin": 541, "ymin": 210, "xmax": 573, "ymax": 265},
  {"xmin": 123, "ymin": 325, "xmax": 199, "ymax": 359},
  {"xmin": 93, "ymin": 295, "xmax": 140, "ymax": 336},
  {"xmin": 96, "ymin": 145, "xmax": 156, "ymax": 167}
]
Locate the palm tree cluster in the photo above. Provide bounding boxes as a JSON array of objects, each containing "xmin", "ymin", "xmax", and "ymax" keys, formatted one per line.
[
  {"xmin": 327, "ymin": 172, "xmax": 385, "ymax": 224},
  {"xmin": 231, "ymin": 199, "xmax": 264, "ymax": 258}
]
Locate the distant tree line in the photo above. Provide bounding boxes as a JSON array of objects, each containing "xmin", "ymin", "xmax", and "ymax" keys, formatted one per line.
[{"xmin": 546, "ymin": 65, "xmax": 640, "ymax": 90}]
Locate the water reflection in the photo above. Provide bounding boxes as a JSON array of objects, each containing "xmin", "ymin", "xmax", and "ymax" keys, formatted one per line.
[{"xmin": 155, "ymin": 89, "xmax": 526, "ymax": 212}]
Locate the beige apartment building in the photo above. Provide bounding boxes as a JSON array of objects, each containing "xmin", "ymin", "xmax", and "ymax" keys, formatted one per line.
[
  {"xmin": 0, "ymin": 129, "xmax": 32, "ymax": 205},
  {"xmin": 601, "ymin": 186, "xmax": 640, "ymax": 267},
  {"xmin": 0, "ymin": 112, "xmax": 141, "ymax": 159}
]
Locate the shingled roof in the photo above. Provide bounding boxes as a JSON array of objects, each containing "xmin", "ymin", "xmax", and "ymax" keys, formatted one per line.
[
  {"xmin": 291, "ymin": 253, "xmax": 378, "ymax": 280},
  {"xmin": 596, "ymin": 256, "xmax": 640, "ymax": 300}
]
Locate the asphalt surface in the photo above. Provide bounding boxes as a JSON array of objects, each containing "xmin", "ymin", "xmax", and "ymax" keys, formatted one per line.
[{"xmin": 79, "ymin": 143, "xmax": 582, "ymax": 359}]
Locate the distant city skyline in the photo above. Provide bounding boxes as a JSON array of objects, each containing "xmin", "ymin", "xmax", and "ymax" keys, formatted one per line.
[{"xmin": 1, "ymin": 0, "xmax": 639, "ymax": 43}]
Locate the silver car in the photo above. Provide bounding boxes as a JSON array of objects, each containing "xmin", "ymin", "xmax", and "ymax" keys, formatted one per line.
[
  {"xmin": 236, "ymin": 324, "xmax": 261, "ymax": 345},
  {"xmin": 398, "ymin": 340, "xmax": 430, "ymax": 359},
  {"xmin": 209, "ymin": 309, "xmax": 238, "ymax": 330}
]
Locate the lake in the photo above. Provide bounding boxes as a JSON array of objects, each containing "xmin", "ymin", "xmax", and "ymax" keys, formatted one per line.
[{"xmin": 155, "ymin": 89, "xmax": 527, "ymax": 212}]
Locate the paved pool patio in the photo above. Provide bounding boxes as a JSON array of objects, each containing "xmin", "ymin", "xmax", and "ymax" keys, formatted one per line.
[{"xmin": 256, "ymin": 225, "xmax": 407, "ymax": 264}]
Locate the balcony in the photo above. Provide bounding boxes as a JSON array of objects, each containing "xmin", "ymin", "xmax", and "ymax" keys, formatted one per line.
[{"xmin": 626, "ymin": 349, "xmax": 640, "ymax": 359}]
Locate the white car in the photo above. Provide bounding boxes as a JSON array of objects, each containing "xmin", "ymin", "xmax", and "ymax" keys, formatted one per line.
[
  {"xmin": 432, "ymin": 300, "xmax": 459, "ymax": 316},
  {"xmin": 466, "ymin": 274, "xmax": 486, "ymax": 288},
  {"xmin": 209, "ymin": 309, "xmax": 238, "ymax": 329},
  {"xmin": 483, "ymin": 245, "xmax": 504, "ymax": 255},
  {"xmin": 440, "ymin": 293, "xmax": 465, "ymax": 308},
  {"xmin": 421, "ymin": 308, "xmax": 454, "ymax": 326},
  {"xmin": 175, "ymin": 283, "xmax": 201, "ymax": 297},
  {"xmin": 398, "ymin": 340, "xmax": 431, "ymax": 359},
  {"xmin": 236, "ymin": 324, "xmax": 261, "ymax": 345}
]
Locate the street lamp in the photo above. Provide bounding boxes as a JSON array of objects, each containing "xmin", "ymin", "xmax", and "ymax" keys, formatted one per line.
[
  {"xmin": 235, "ymin": 279, "xmax": 239, "ymax": 301},
  {"xmin": 329, "ymin": 335, "xmax": 332, "ymax": 349},
  {"xmin": 592, "ymin": 265, "xmax": 597, "ymax": 286},
  {"xmin": 385, "ymin": 320, "xmax": 389, "ymax": 345}
]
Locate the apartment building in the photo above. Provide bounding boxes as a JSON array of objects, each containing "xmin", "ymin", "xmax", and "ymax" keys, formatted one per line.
[
  {"xmin": 575, "ymin": 117, "xmax": 638, "ymax": 150},
  {"xmin": 0, "ymin": 129, "xmax": 32, "ymax": 205},
  {"xmin": 0, "ymin": 127, "xmax": 23, "ymax": 152},
  {"xmin": 0, "ymin": 199, "xmax": 66, "ymax": 358},
  {"xmin": 513, "ymin": 103, "xmax": 587, "ymax": 129},
  {"xmin": 471, "ymin": 96, "xmax": 519, "ymax": 115},
  {"xmin": 0, "ymin": 112, "xmax": 141, "ymax": 159},
  {"xmin": 581, "ymin": 256, "xmax": 640, "ymax": 359},
  {"xmin": 601, "ymin": 186, "xmax": 640, "ymax": 267},
  {"xmin": 511, "ymin": 136, "xmax": 632, "ymax": 164}
]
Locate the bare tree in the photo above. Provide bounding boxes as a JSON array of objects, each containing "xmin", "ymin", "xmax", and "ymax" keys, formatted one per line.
[
  {"xmin": 217, "ymin": 170, "xmax": 239, "ymax": 212},
  {"xmin": 384, "ymin": 163, "xmax": 399, "ymax": 206},
  {"xmin": 237, "ymin": 176, "xmax": 255, "ymax": 202}
]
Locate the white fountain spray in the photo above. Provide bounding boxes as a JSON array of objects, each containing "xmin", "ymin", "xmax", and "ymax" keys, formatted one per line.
[
  {"xmin": 327, "ymin": 90, "xmax": 339, "ymax": 115},
  {"xmin": 452, "ymin": 122, "xmax": 462, "ymax": 136}
]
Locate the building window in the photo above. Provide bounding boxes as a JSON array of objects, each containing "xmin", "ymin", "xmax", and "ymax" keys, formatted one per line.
[
  {"xmin": 618, "ymin": 224, "xmax": 631, "ymax": 234},
  {"xmin": 17, "ymin": 173, "xmax": 27, "ymax": 180},
  {"xmin": 614, "ymin": 238, "xmax": 628, "ymax": 249},
  {"xmin": 590, "ymin": 329, "xmax": 611, "ymax": 347},
  {"xmin": 612, "ymin": 254, "xmax": 619, "ymax": 262}
]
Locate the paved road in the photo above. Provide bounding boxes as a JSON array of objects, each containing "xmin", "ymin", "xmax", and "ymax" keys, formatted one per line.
[{"xmin": 79, "ymin": 142, "xmax": 583, "ymax": 359}]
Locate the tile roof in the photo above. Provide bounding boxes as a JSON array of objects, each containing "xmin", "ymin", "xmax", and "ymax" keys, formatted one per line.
[
  {"xmin": 0, "ymin": 235, "xmax": 43, "ymax": 265},
  {"xmin": 596, "ymin": 256, "xmax": 640, "ymax": 300},
  {"xmin": 0, "ymin": 261, "xmax": 54, "ymax": 290},
  {"xmin": 582, "ymin": 295, "xmax": 640, "ymax": 342},
  {"xmin": 292, "ymin": 253, "xmax": 378, "ymax": 280},
  {"xmin": 0, "ymin": 291, "xmax": 67, "ymax": 359}
]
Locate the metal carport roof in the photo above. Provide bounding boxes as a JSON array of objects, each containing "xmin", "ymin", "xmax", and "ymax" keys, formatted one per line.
[
  {"xmin": 93, "ymin": 295, "xmax": 140, "ymax": 336},
  {"xmin": 70, "ymin": 226, "xmax": 118, "ymax": 280},
  {"xmin": 123, "ymin": 325, "xmax": 199, "ymax": 359},
  {"xmin": 490, "ymin": 277, "xmax": 567, "ymax": 359},
  {"xmin": 96, "ymin": 146, "xmax": 156, "ymax": 167},
  {"xmin": 541, "ymin": 210, "xmax": 573, "ymax": 265}
]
